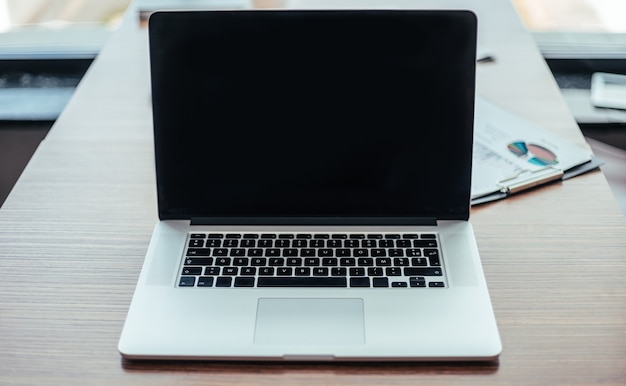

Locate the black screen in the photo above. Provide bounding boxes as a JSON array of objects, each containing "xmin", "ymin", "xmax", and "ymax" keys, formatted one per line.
[{"xmin": 148, "ymin": 10, "xmax": 476, "ymax": 222}]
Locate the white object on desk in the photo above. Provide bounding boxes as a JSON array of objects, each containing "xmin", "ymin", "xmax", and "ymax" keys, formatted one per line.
[{"xmin": 591, "ymin": 72, "xmax": 626, "ymax": 111}]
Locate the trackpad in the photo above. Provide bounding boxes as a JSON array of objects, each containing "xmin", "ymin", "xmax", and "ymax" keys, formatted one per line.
[{"xmin": 254, "ymin": 298, "xmax": 365, "ymax": 346}]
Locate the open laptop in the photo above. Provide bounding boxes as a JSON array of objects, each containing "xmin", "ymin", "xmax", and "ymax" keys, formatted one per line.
[{"xmin": 118, "ymin": 9, "xmax": 502, "ymax": 361}]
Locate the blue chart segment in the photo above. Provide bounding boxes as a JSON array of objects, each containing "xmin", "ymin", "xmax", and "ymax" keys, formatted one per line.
[{"xmin": 507, "ymin": 141, "xmax": 558, "ymax": 166}]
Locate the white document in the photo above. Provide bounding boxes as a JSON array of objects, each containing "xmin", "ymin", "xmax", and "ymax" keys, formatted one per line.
[{"xmin": 472, "ymin": 97, "xmax": 593, "ymax": 200}]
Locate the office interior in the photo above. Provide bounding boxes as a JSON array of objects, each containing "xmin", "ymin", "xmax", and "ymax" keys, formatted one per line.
[{"xmin": 0, "ymin": 0, "xmax": 625, "ymax": 214}]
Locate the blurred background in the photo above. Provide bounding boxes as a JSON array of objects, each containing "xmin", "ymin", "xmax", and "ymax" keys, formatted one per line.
[{"xmin": 0, "ymin": 0, "xmax": 625, "ymax": 213}]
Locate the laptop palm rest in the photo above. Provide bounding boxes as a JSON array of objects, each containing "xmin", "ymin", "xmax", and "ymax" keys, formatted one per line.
[{"xmin": 254, "ymin": 298, "xmax": 365, "ymax": 346}]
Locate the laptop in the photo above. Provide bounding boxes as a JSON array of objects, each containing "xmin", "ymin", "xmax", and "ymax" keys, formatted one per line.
[{"xmin": 118, "ymin": 9, "xmax": 502, "ymax": 361}]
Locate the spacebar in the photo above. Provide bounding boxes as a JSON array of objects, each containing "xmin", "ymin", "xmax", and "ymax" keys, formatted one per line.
[{"xmin": 257, "ymin": 277, "xmax": 347, "ymax": 287}]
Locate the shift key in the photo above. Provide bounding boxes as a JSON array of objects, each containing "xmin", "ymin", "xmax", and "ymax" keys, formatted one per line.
[{"xmin": 404, "ymin": 268, "xmax": 442, "ymax": 276}]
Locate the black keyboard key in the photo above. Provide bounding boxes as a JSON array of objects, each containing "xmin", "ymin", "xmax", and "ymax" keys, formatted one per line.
[
  {"xmin": 241, "ymin": 239, "xmax": 256, "ymax": 248},
  {"xmin": 350, "ymin": 277, "xmax": 370, "ymax": 287},
  {"xmin": 313, "ymin": 267, "xmax": 329, "ymax": 276},
  {"xmin": 402, "ymin": 234, "xmax": 419, "ymax": 239},
  {"xmin": 222, "ymin": 267, "xmax": 238, "ymax": 275},
  {"xmin": 429, "ymin": 255, "xmax": 441, "ymax": 266},
  {"xmin": 278, "ymin": 234, "xmax": 294, "ymax": 239},
  {"xmin": 241, "ymin": 267, "xmax": 256, "ymax": 275},
  {"xmin": 243, "ymin": 234, "xmax": 259, "ymax": 239},
  {"xmin": 186, "ymin": 248, "xmax": 211, "ymax": 256},
  {"xmin": 197, "ymin": 276, "xmax": 214, "ymax": 287},
  {"xmin": 404, "ymin": 268, "xmax": 443, "ymax": 276},
  {"xmin": 275, "ymin": 239, "xmax": 290, "ymax": 248},
  {"xmin": 190, "ymin": 233, "xmax": 206, "ymax": 239},
  {"xmin": 225, "ymin": 234, "xmax": 241, "ymax": 239},
  {"xmin": 385, "ymin": 234, "xmax": 400, "ymax": 239},
  {"xmin": 379, "ymin": 240, "xmax": 394, "ymax": 248},
  {"xmin": 394, "ymin": 258, "xmax": 409, "ymax": 266},
  {"xmin": 336, "ymin": 248, "xmax": 351, "ymax": 257},
  {"xmin": 215, "ymin": 277, "xmax": 232, "ymax": 287},
  {"xmin": 181, "ymin": 267, "xmax": 202, "ymax": 275},
  {"xmin": 265, "ymin": 249, "xmax": 280, "ymax": 257},
  {"xmin": 261, "ymin": 234, "xmax": 277, "ymax": 239},
  {"xmin": 376, "ymin": 258, "xmax": 392, "ymax": 266},
  {"xmin": 251, "ymin": 258, "xmax": 267, "ymax": 266},
  {"xmin": 304, "ymin": 258, "xmax": 320, "ymax": 266},
  {"xmin": 259, "ymin": 267, "xmax": 274, "ymax": 275},
  {"xmin": 293, "ymin": 240, "xmax": 308, "ymax": 248},
  {"xmin": 429, "ymin": 282, "xmax": 445, "ymax": 288},
  {"xmin": 248, "ymin": 249, "xmax": 263, "ymax": 257},
  {"xmin": 371, "ymin": 249, "xmax": 386, "ymax": 257},
  {"xmin": 386, "ymin": 267, "xmax": 402, "ymax": 276},
  {"xmin": 406, "ymin": 249, "xmax": 422, "ymax": 257},
  {"xmin": 314, "ymin": 234, "xmax": 329, "ymax": 239},
  {"xmin": 410, "ymin": 278, "xmax": 426, "ymax": 288},
  {"xmin": 282, "ymin": 249, "xmax": 298, "ymax": 257},
  {"xmin": 421, "ymin": 234, "xmax": 437, "ymax": 239},
  {"xmin": 396, "ymin": 240, "xmax": 411, "ymax": 247},
  {"xmin": 207, "ymin": 233, "xmax": 224, "ymax": 239},
  {"xmin": 424, "ymin": 249, "xmax": 440, "ymax": 257},
  {"xmin": 358, "ymin": 258, "xmax": 373, "ymax": 266},
  {"xmin": 184, "ymin": 257, "xmax": 213, "ymax": 266},
  {"xmin": 234, "ymin": 277, "xmax": 255, "ymax": 287},
  {"xmin": 257, "ymin": 277, "xmax": 347, "ymax": 287},
  {"xmin": 295, "ymin": 267, "xmax": 310, "ymax": 276},
  {"xmin": 258, "ymin": 240, "xmax": 273, "ymax": 248},
  {"xmin": 322, "ymin": 258, "xmax": 338, "ymax": 266},
  {"xmin": 349, "ymin": 267, "xmax": 365, "ymax": 276},
  {"xmin": 340, "ymin": 258, "xmax": 356, "ymax": 266},
  {"xmin": 327, "ymin": 239, "xmax": 342, "ymax": 248},
  {"xmin": 223, "ymin": 239, "xmax": 239, "ymax": 247},
  {"xmin": 331, "ymin": 234, "xmax": 347, "ymax": 239},
  {"xmin": 367, "ymin": 234, "xmax": 383, "ymax": 239},
  {"xmin": 373, "ymin": 277, "xmax": 388, "ymax": 287},
  {"xmin": 388, "ymin": 249, "xmax": 404, "ymax": 257},
  {"xmin": 269, "ymin": 258, "xmax": 284, "ymax": 266},
  {"xmin": 188, "ymin": 239, "xmax": 204, "ymax": 248},
  {"xmin": 179, "ymin": 276, "xmax": 196, "ymax": 287},
  {"xmin": 229, "ymin": 248, "xmax": 246, "ymax": 257},
  {"xmin": 414, "ymin": 240, "xmax": 438, "ymax": 247},
  {"xmin": 411, "ymin": 257, "xmax": 428, "ymax": 266},
  {"xmin": 368, "ymin": 267, "xmax": 383, "ymax": 276},
  {"xmin": 392, "ymin": 282, "xmax": 408, "ymax": 288},
  {"xmin": 213, "ymin": 248, "xmax": 228, "ymax": 256},
  {"xmin": 300, "ymin": 249, "xmax": 315, "ymax": 257},
  {"xmin": 362, "ymin": 240, "xmax": 376, "ymax": 248},
  {"xmin": 345, "ymin": 240, "xmax": 359, "ymax": 248},
  {"xmin": 204, "ymin": 267, "xmax": 220, "ymax": 275},
  {"xmin": 331, "ymin": 267, "xmax": 347, "ymax": 276},
  {"xmin": 277, "ymin": 267, "xmax": 293, "ymax": 276},
  {"xmin": 286, "ymin": 258, "xmax": 302, "ymax": 266},
  {"xmin": 215, "ymin": 257, "xmax": 231, "ymax": 266},
  {"xmin": 311, "ymin": 240, "xmax": 325, "ymax": 248},
  {"xmin": 296, "ymin": 234, "xmax": 312, "ymax": 239},
  {"xmin": 233, "ymin": 258, "xmax": 248, "ymax": 266},
  {"xmin": 318, "ymin": 249, "xmax": 333, "ymax": 257},
  {"xmin": 354, "ymin": 249, "xmax": 368, "ymax": 257},
  {"xmin": 349, "ymin": 234, "xmax": 365, "ymax": 239},
  {"xmin": 206, "ymin": 239, "xmax": 222, "ymax": 247}
]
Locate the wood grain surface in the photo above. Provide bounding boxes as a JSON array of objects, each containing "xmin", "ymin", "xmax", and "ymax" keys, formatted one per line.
[{"xmin": 0, "ymin": 1, "xmax": 624, "ymax": 385}]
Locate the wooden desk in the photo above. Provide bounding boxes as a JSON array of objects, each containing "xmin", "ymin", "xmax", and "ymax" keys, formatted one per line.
[{"xmin": 1, "ymin": 1, "xmax": 625, "ymax": 385}]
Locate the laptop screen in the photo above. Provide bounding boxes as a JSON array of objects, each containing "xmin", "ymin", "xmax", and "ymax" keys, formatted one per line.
[{"xmin": 149, "ymin": 10, "xmax": 476, "ymax": 222}]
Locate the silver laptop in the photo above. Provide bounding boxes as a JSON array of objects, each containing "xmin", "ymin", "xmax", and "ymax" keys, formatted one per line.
[{"xmin": 118, "ymin": 9, "xmax": 502, "ymax": 361}]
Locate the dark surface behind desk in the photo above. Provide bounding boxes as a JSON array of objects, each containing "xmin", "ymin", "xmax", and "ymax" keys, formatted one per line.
[{"xmin": 0, "ymin": 1, "xmax": 625, "ymax": 385}]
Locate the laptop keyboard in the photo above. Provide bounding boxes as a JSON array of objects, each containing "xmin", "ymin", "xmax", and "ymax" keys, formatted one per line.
[{"xmin": 178, "ymin": 233, "xmax": 446, "ymax": 288}]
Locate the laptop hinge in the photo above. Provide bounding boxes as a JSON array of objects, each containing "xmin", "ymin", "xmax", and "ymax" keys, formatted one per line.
[{"xmin": 190, "ymin": 217, "xmax": 438, "ymax": 226}]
